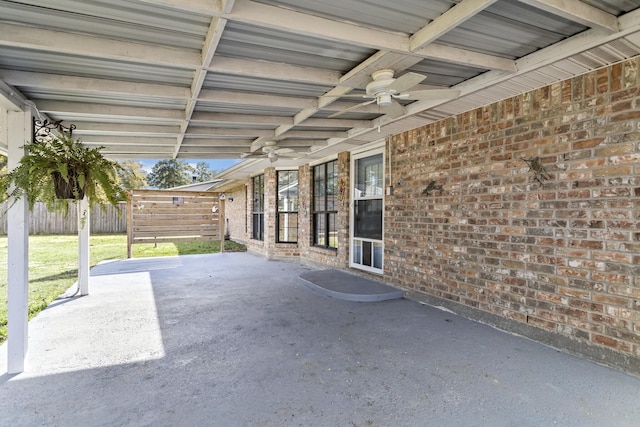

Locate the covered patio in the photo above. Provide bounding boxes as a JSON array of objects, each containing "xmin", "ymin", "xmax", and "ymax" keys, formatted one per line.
[
  {"xmin": 1, "ymin": 252, "xmax": 639, "ymax": 426},
  {"xmin": 2, "ymin": 0, "xmax": 640, "ymax": 405}
]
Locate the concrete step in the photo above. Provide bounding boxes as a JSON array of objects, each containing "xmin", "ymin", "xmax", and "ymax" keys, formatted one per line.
[{"xmin": 299, "ymin": 269, "xmax": 404, "ymax": 302}]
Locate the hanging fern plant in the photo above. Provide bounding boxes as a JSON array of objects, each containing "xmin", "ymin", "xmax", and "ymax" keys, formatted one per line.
[{"xmin": 0, "ymin": 131, "xmax": 127, "ymax": 214}]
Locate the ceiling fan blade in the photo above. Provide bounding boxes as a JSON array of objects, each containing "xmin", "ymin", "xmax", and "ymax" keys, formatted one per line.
[
  {"xmin": 328, "ymin": 99, "xmax": 377, "ymax": 118},
  {"xmin": 399, "ymin": 88, "xmax": 461, "ymax": 101},
  {"xmin": 320, "ymin": 93, "xmax": 370, "ymax": 98},
  {"xmin": 388, "ymin": 72, "xmax": 427, "ymax": 93},
  {"xmin": 250, "ymin": 141, "xmax": 265, "ymax": 152},
  {"xmin": 386, "ymin": 100, "xmax": 406, "ymax": 118}
]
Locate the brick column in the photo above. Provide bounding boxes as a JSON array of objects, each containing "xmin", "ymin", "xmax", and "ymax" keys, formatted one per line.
[
  {"xmin": 336, "ymin": 151, "xmax": 351, "ymax": 267},
  {"xmin": 263, "ymin": 167, "xmax": 276, "ymax": 256}
]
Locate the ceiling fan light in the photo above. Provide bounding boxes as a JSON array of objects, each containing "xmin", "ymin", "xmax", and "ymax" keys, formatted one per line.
[
  {"xmin": 378, "ymin": 93, "xmax": 392, "ymax": 106},
  {"xmin": 268, "ymin": 152, "xmax": 278, "ymax": 163}
]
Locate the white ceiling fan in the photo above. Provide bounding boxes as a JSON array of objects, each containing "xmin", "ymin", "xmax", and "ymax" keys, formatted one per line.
[
  {"xmin": 240, "ymin": 140, "xmax": 303, "ymax": 163},
  {"xmin": 328, "ymin": 69, "xmax": 460, "ymax": 118}
]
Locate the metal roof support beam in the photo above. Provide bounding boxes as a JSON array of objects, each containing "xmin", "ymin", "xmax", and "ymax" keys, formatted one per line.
[
  {"xmin": 208, "ymin": 57, "xmax": 342, "ymax": 86},
  {"xmin": 36, "ymin": 101, "xmax": 184, "ymax": 122},
  {"xmin": 348, "ymin": 7, "xmax": 640, "ymax": 144},
  {"xmin": 178, "ymin": 15, "xmax": 229, "ymax": 157},
  {"xmin": 190, "ymin": 112, "xmax": 292, "ymax": 126},
  {"xmin": 409, "ymin": 0, "xmax": 498, "ymax": 51},
  {"xmin": 135, "ymin": 0, "xmax": 223, "ymax": 15},
  {"xmin": 517, "ymin": 0, "xmax": 619, "ymax": 33},
  {"xmin": 0, "ymin": 23, "xmax": 200, "ymax": 69},
  {"xmin": 0, "ymin": 70, "xmax": 191, "ymax": 100}
]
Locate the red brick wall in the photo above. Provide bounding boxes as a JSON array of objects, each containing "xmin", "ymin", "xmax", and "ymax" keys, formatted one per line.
[
  {"xmin": 299, "ymin": 152, "xmax": 351, "ymax": 269},
  {"xmin": 245, "ymin": 173, "xmax": 265, "ymax": 256},
  {"xmin": 244, "ymin": 167, "xmax": 300, "ymax": 259},
  {"xmin": 223, "ymin": 184, "xmax": 247, "ymax": 243},
  {"xmin": 385, "ymin": 58, "xmax": 640, "ymax": 366}
]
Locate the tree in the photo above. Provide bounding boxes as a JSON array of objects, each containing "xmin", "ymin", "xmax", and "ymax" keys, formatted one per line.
[
  {"xmin": 193, "ymin": 161, "xmax": 215, "ymax": 182},
  {"xmin": 117, "ymin": 160, "xmax": 148, "ymax": 190},
  {"xmin": 146, "ymin": 159, "xmax": 193, "ymax": 189}
]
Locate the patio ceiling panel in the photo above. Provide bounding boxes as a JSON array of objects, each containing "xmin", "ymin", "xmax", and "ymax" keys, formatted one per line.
[
  {"xmin": 0, "ymin": 0, "xmax": 637, "ymax": 181},
  {"xmin": 216, "ymin": 21, "xmax": 375, "ymax": 71},
  {"xmin": 252, "ymin": 0, "xmax": 457, "ymax": 34}
]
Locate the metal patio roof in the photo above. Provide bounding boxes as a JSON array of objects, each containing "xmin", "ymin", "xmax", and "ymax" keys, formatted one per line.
[{"xmin": 1, "ymin": 0, "xmax": 640, "ymax": 182}]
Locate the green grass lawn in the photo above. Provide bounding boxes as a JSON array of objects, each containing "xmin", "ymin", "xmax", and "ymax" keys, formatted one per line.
[{"xmin": 0, "ymin": 234, "xmax": 246, "ymax": 344}]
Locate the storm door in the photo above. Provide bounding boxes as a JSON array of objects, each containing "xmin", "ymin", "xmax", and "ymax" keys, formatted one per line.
[{"xmin": 350, "ymin": 150, "xmax": 384, "ymax": 273}]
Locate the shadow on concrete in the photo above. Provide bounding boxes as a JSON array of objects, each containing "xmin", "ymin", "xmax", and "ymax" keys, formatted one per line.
[{"xmin": 1, "ymin": 253, "xmax": 639, "ymax": 426}]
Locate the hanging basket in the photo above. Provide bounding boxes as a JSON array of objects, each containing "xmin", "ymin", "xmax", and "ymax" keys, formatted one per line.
[{"xmin": 51, "ymin": 170, "xmax": 85, "ymax": 200}]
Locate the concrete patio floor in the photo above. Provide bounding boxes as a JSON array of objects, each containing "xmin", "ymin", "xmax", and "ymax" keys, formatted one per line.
[{"xmin": 1, "ymin": 252, "xmax": 639, "ymax": 427}]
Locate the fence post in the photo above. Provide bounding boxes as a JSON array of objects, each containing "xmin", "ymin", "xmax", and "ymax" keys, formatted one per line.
[
  {"xmin": 78, "ymin": 198, "xmax": 90, "ymax": 295},
  {"xmin": 219, "ymin": 195, "xmax": 225, "ymax": 253},
  {"xmin": 127, "ymin": 190, "xmax": 133, "ymax": 258}
]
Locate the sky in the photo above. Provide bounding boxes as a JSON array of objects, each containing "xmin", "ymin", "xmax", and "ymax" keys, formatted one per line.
[{"xmin": 138, "ymin": 158, "xmax": 241, "ymax": 176}]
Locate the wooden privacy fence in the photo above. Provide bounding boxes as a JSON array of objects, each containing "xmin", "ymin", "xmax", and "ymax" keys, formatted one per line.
[
  {"xmin": 0, "ymin": 201, "xmax": 126, "ymax": 234},
  {"xmin": 127, "ymin": 189, "xmax": 223, "ymax": 257}
]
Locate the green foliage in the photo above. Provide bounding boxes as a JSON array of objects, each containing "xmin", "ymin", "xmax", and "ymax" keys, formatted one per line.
[
  {"xmin": 117, "ymin": 159, "xmax": 148, "ymax": 190},
  {"xmin": 147, "ymin": 159, "xmax": 194, "ymax": 189},
  {"xmin": 0, "ymin": 132, "xmax": 127, "ymax": 214},
  {"xmin": 193, "ymin": 161, "xmax": 215, "ymax": 182}
]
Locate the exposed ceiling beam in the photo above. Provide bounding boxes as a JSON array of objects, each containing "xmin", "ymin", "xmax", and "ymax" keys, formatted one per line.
[
  {"xmin": 178, "ymin": 14, "xmax": 230, "ymax": 157},
  {"xmin": 409, "ymin": 0, "xmax": 498, "ymax": 51},
  {"xmin": 230, "ymin": 0, "xmax": 407, "ymax": 52},
  {"xmin": 177, "ymin": 149, "xmax": 249, "ymax": 157},
  {"xmin": 414, "ymin": 44, "xmax": 516, "ymax": 72},
  {"xmin": 72, "ymin": 123, "xmax": 181, "ymax": 136},
  {"xmin": 517, "ymin": 0, "xmax": 619, "ymax": 33},
  {"xmin": 279, "ymin": 130, "xmax": 347, "ymax": 139},
  {"xmin": 0, "ymin": 80, "xmax": 28, "ymax": 111},
  {"xmin": 80, "ymin": 135, "xmax": 177, "ymax": 145},
  {"xmin": 221, "ymin": 0, "xmax": 237, "ymax": 14},
  {"xmin": 297, "ymin": 118, "xmax": 373, "ymax": 128},
  {"xmin": 0, "ymin": 23, "xmax": 199, "ymax": 69},
  {"xmin": 133, "ymin": 0, "xmax": 222, "ymax": 15},
  {"xmin": 345, "ymin": 7, "xmax": 640, "ymax": 145},
  {"xmin": 209, "ymin": 57, "xmax": 341, "ymax": 86},
  {"xmin": 185, "ymin": 127, "xmax": 275, "ymax": 137},
  {"xmin": 198, "ymin": 90, "xmax": 318, "ymax": 109},
  {"xmin": 516, "ymin": 7, "xmax": 640, "ymax": 71},
  {"xmin": 190, "ymin": 112, "xmax": 291, "ymax": 125},
  {"xmin": 0, "ymin": 70, "xmax": 191, "ymax": 99},
  {"xmin": 180, "ymin": 139, "xmax": 253, "ymax": 147},
  {"xmin": 36, "ymin": 101, "xmax": 185, "ymax": 122}
]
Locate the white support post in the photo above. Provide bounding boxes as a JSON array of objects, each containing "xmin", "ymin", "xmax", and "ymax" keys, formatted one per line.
[
  {"xmin": 77, "ymin": 198, "xmax": 90, "ymax": 296},
  {"xmin": 4, "ymin": 109, "xmax": 31, "ymax": 374}
]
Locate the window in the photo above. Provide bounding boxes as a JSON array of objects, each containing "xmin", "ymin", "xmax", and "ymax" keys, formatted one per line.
[
  {"xmin": 277, "ymin": 171, "xmax": 298, "ymax": 243},
  {"xmin": 252, "ymin": 174, "xmax": 264, "ymax": 241},
  {"xmin": 313, "ymin": 160, "xmax": 338, "ymax": 249}
]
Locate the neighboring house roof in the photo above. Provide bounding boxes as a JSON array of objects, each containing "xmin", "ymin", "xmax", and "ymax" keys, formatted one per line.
[{"xmin": 167, "ymin": 179, "xmax": 223, "ymax": 192}]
